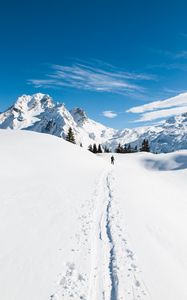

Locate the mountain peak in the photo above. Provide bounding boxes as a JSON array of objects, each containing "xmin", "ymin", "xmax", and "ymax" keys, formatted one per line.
[
  {"xmin": 14, "ymin": 93, "xmax": 54, "ymax": 112},
  {"xmin": 70, "ymin": 108, "xmax": 88, "ymax": 125}
]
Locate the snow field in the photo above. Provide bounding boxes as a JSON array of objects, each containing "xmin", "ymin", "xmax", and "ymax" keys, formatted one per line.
[{"xmin": 0, "ymin": 130, "xmax": 187, "ymax": 300}]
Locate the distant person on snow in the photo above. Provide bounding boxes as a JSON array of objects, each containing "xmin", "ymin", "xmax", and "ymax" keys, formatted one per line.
[{"xmin": 111, "ymin": 155, "xmax": 115, "ymax": 165}]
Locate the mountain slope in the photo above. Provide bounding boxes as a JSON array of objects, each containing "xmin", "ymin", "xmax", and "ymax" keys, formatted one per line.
[
  {"xmin": 0, "ymin": 93, "xmax": 116, "ymax": 147},
  {"xmin": 108, "ymin": 113, "xmax": 187, "ymax": 153},
  {"xmin": 0, "ymin": 93, "xmax": 187, "ymax": 152},
  {"xmin": 0, "ymin": 129, "xmax": 107, "ymax": 300}
]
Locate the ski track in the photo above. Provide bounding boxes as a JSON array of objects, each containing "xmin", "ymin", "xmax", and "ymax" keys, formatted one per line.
[{"xmin": 51, "ymin": 168, "xmax": 150, "ymax": 300}]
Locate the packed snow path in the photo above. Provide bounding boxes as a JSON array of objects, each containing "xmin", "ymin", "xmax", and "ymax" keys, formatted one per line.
[
  {"xmin": 88, "ymin": 170, "xmax": 149, "ymax": 300},
  {"xmin": 53, "ymin": 169, "xmax": 149, "ymax": 300}
]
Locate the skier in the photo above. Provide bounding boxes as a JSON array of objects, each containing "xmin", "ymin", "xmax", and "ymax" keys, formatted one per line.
[{"xmin": 111, "ymin": 155, "xmax": 115, "ymax": 165}]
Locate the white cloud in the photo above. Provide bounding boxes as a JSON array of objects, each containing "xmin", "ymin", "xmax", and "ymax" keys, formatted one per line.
[
  {"xmin": 29, "ymin": 62, "xmax": 155, "ymax": 95},
  {"xmin": 127, "ymin": 92, "xmax": 187, "ymax": 122},
  {"xmin": 134, "ymin": 106, "xmax": 187, "ymax": 122},
  {"xmin": 127, "ymin": 92, "xmax": 187, "ymax": 113},
  {"xmin": 102, "ymin": 110, "xmax": 118, "ymax": 118}
]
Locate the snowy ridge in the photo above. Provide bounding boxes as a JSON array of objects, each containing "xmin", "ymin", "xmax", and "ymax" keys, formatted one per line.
[{"xmin": 1, "ymin": 93, "xmax": 187, "ymax": 152}]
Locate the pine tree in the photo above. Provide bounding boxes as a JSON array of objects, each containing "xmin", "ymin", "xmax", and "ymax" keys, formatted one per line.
[
  {"xmin": 93, "ymin": 144, "xmax": 98, "ymax": 154},
  {"xmin": 127, "ymin": 144, "xmax": 132, "ymax": 153},
  {"xmin": 80, "ymin": 142, "xmax": 83, "ymax": 147},
  {"xmin": 97, "ymin": 144, "xmax": 102, "ymax": 153},
  {"xmin": 115, "ymin": 143, "xmax": 123, "ymax": 153},
  {"xmin": 88, "ymin": 144, "xmax": 93, "ymax": 152},
  {"xmin": 104, "ymin": 146, "xmax": 110, "ymax": 153},
  {"xmin": 145, "ymin": 139, "xmax": 150, "ymax": 152},
  {"xmin": 140, "ymin": 139, "xmax": 150, "ymax": 152},
  {"xmin": 66, "ymin": 127, "xmax": 76, "ymax": 144},
  {"xmin": 123, "ymin": 144, "xmax": 128, "ymax": 153}
]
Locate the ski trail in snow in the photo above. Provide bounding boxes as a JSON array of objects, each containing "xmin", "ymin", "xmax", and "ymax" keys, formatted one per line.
[
  {"xmin": 87, "ymin": 170, "xmax": 111, "ymax": 300},
  {"xmin": 106, "ymin": 171, "xmax": 150, "ymax": 300},
  {"xmin": 51, "ymin": 167, "xmax": 150, "ymax": 300},
  {"xmin": 88, "ymin": 168, "xmax": 150, "ymax": 300},
  {"xmin": 87, "ymin": 169, "xmax": 119, "ymax": 300},
  {"xmin": 105, "ymin": 174, "xmax": 119, "ymax": 300}
]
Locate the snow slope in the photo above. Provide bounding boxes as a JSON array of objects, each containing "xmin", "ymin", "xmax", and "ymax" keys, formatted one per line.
[
  {"xmin": 109, "ymin": 151, "xmax": 187, "ymax": 299},
  {"xmin": 0, "ymin": 130, "xmax": 187, "ymax": 299},
  {"xmin": 0, "ymin": 129, "xmax": 107, "ymax": 300}
]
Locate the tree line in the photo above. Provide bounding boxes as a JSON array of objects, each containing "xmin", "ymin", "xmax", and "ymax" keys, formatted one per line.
[
  {"xmin": 65, "ymin": 127, "xmax": 150, "ymax": 153},
  {"xmin": 65, "ymin": 127, "xmax": 110, "ymax": 152},
  {"xmin": 88, "ymin": 144, "xmax": 111, "ymax": 153},
  {"xmin": 115, "ymin": 139, "xmax": 150, "ymax": 153}
]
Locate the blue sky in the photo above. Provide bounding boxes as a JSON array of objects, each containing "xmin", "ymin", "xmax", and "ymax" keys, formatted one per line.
[{"xmin": 1, "ymin": 0, "xmax": 187, "ymax": 128}]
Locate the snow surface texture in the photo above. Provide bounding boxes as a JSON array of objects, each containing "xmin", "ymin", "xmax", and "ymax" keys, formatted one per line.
[
  {"xmin": 0, "ymin": 129, "xmax": 187, "ymax": 300},
  {"xmin": 1, "ymin": 93, "xmax": 187, "ymax": 153}
]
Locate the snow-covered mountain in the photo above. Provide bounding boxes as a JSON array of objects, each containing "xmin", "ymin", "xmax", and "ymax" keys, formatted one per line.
[
  {"xmin": 0, "ymin": 93, "xmax": 116, "ymax": 147},
  {"xmin": 109, "ymin": 113, "xmax": 187, "ymax": 153},
  {"xmin": 1, "ymin": 93, "xmax": 187, "ymax": 153}
]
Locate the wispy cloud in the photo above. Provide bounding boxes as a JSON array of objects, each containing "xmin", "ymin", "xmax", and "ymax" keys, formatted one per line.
[
  {"xmin": 127, "ymin": 92, "xmax": 187, "ymax": 122},
  {"xmin": 102, "ymin": 110, "xmax": 118, "ymax": 118},
  {"xmin": 28, "ymin": 62, "xmax": 155, "ymax": 95},
  {"xmin": 132, "ymin": 106, "xmax": 187, "ymax": 122}
]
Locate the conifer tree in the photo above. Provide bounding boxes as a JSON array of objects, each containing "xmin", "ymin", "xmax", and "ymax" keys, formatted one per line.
[
  {"xmin": 104, "ymin": 146, "xmax": 110, "ymax": 153},
  {"xmin": 98, "ymin": 144, "xmax": 102, "ymax": 153},
  {"xmin": 66, "ymin": 127, "xmax": 76, "ymax": 144},
  {"xmin": 140, "ymin": 139, "xmax": 150, "ymax": 152},
  {"xmin": 115, "ymin": 143, "xmax": 123, "ymax": 153},
  {"xmin": 127, "ymin": 144, "xmax": 132, "ymax": 153},
  {"xmin": 123, "ymin": 144, "xmax": 128, "ymax": 153},
  {"xmin": 88, "ymin": 144, "xmax": 93, "ymax": 152},
  {"xmin": 93, "ymin": 143, "xmax": 98, "ymax": 154}
]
